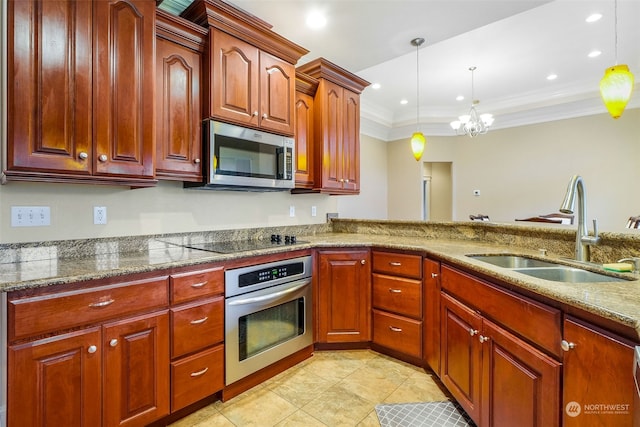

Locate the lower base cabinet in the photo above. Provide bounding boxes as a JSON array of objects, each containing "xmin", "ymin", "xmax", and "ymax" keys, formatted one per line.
[
  {"xmin": 562, "ymin": 316, "xmax": 636, "ymax": 427},
  {"xmin": 440, "ymin": 292, "xmax": 561, "ymax": 427},
  {"xmin": 9, "ymin": 310, "xmax": 170, "ymax": 427}
]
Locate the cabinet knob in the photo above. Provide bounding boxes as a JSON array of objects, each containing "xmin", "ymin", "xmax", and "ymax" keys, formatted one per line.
[
  {"xmin": 561, "ymin": 340, "xmax": 576, "ymax": 352},
  {"xmin": 431, "ymin": 273, "xmax": 439, "ymax": 278},
  {"xmin": 109, "ymin": 339, "xmax": 118, "ymax": 347},
  {"xmin": 345, "ymin": 179, "xmax": 350, "ymax": 183},
  {"xmin": 469, "ymin": 329, "xmax": 479, "ymax": 336},
  {"xmin": 194, "ymin": 158, "xmax": 201, "ymax": 164},
  {"xmin": 262, "ymin": 113, "xmax": 268, "ymax": 119},
  {"xmin": 98, "ymin": 154, "xmax": 108, "ymax": 162},
  {"xmin": 253, "ymin": 111, "xmax": 259, "ymax": 116},
  {"xmin": 79, "ymin": 152, "xmax": 88, "ymax": 160},
  {"xmin": 87, "ymin": 345, "xmax": 97, "ymax": 354},
  {"xmin": 361, "ymin": 259, "xmax": 366, "ymax": 265},
  {"xmin": 479, "ymin": 335, "xmax": 490, "ymax": 343}
]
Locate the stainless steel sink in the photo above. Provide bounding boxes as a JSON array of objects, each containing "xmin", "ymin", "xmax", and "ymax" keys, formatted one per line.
[
  {"xmin": 467, "ymin": 254, "xmax": 560, "ymax": 268},
  {"xmin": 513, "ymin": 267, "xmax": 629, "ymax": 283}
]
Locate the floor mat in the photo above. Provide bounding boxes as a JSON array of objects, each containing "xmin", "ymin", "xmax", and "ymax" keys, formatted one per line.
[{"xmin": 375, "ymin": 401, "xmax": 475, "ymax": 427}]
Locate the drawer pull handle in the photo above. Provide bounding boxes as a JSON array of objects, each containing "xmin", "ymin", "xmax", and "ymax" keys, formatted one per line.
[
  {"xmin": 389, "ymin": 326, "xmax": 403, "ymax": 332},
  {"xmin": 190, "ymin": 316, "xmax": 209, "ymax": 325},
  {"xmin": 191, "ymin": 281, "xmax": 208, "ymax": 289},
  {"xmin": 190, "ymin": 367, "xmax": 209, "ymax": 377},
  {"xmin": 469, "ymin": 329, "xmax": 479, "ymax": 336},
  {"xmin": 389, "ymin": 289, "xmax": 402, "ymax": 293},
  {"xmin": 389, "ymin": 262, "xmax": 402, "ymax": 266},
  {"xmin": 87, "ymin": 345, "xmax": 97, "ymax": 354},
  {"xmin": 89, "ymin": 298, "xmax": 115, "ymax": 308}
]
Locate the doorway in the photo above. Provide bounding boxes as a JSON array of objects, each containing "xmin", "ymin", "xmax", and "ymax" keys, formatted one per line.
[{"xmin": 423, "ymin": 162, "xmax": 453, "ymax": 221}]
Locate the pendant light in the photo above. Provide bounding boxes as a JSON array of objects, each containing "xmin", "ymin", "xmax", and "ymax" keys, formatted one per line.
[
  {"xmin": 410, "ymin": 38, "xmax": 426, "ymax": 161},
  {"xmin": 600, "ymin": 0, "xmax": 635, "ymax": 119}
]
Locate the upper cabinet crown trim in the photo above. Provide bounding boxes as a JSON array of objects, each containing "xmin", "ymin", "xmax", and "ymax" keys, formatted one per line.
[
  {"xmin": 156, "ymin": 9, "xmax": 208, "ymax": 52},
  {"xmin": 297, "ymin": 58, "xmax": 370, "ymax": 94},
  {"xmin": 181, "ymin": 0, "xmax": 309, "ymax": 64}
]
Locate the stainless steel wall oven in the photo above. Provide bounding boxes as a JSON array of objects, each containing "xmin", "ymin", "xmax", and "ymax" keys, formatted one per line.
[{"xmin": 224, "ymin": 256, "xmax": 312, "ymax": 385}]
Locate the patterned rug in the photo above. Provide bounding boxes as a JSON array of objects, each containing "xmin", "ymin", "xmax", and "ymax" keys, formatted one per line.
[{"xmin": 375, "ymin": 401, "xmax": 474, "ymax": 427}]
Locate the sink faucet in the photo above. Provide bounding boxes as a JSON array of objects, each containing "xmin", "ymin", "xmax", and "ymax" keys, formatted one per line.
[{"xmin": 559, "ymin": 175, "xmax": 601, "ymax": 262}]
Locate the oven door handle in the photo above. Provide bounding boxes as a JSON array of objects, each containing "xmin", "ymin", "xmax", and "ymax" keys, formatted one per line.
[{"xmin": 227, "ymin": 280, "xmax": 309, "ymax": 306}]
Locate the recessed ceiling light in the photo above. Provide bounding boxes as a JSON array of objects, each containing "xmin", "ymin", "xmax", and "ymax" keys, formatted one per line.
[
  {"xmin": 371, "ymin": 83, "xmax": 381, "ymax": 90},
  {"xmin": 400, "ymin": 99, "xmax": 408, "ymax": 105},
  {"xmin": 588, "ymin": 50, "xmax": 602, "ymax": 58},
  {"xmin": 456, "ymin": 95, "xmax": 464, "ymax": 101},
  {"xmin": 586, "ymin": 13, "xmax": 602, "ymax": 23},
  {"xmin": 306, "ymin": 10, "xmax": 327, "ymax": 29},
  {"xmin": 547, "ymin": 74, "xmax": 558, "ymax": 81}
]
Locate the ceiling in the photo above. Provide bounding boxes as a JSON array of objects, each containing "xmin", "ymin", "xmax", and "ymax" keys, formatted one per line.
[{"xmin": 160, "ymin": 0, "xmax": 640, "ymax": 139}]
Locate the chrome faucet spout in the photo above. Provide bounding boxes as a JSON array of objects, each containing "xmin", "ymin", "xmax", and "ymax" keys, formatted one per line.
[{"xmin": 559, "ymin": 175, "xmax": 600, "ymax": 262}]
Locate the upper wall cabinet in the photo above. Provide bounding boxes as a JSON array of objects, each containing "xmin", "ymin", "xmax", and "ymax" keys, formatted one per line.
[
  {"xmin": 5, "ymin": 0, "xmax": 157, "ymax": 187},
  {"xmin": 181, "ymin": 0, "xmax": 308, "ymax": 137},
  {"xmin": 155, "ymin": 10, "xmax": 208, "ymax": 182},
  {"xmin": 296, "ymin": 58, "xmax": 370, "ymax": 195},
  {"xmin": 294, "ymin": 72, "xmax": 318, "ymax": 190}
]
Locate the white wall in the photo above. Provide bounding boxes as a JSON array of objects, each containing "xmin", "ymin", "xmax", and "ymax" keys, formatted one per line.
[{"xmin": 387, "ymin": 109, "xmax": 640, "ymax": 232}]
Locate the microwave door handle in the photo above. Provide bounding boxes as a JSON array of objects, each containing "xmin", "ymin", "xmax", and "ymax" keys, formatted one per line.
[{"xmin": 228, "ymin": 280, "xmax": 309, "ymax": 306}]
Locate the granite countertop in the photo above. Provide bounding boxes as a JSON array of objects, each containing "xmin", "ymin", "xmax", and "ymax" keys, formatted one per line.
[{"xmin": 2, "ymin": 227, "xmax": 640, "ymax": 339}]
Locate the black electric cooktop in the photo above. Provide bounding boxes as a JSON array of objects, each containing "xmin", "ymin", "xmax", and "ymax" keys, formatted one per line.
[{"xmin": 185, "ymin": 235, "xmax": 307, "ymax": 254}]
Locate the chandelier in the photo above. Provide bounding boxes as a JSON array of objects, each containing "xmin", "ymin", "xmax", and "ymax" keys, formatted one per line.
[
  {"xmin": 599, "ymin": 0, "xmax": 634, "ymax": 119},
  {"xmin": 450, "ymin": 67, "xmax": 494, "ymax": 137},
  {"xmin": 410, "ymin": 37, "xmax": 426, "ymax": 161}
]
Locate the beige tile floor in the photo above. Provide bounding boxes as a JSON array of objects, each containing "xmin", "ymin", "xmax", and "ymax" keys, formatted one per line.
[{"xmin": 170, "ymin": 350, "xmax": 451, "ymax": 427}]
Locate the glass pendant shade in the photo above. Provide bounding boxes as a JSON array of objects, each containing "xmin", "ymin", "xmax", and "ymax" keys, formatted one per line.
[
  {"xmin": 599, "ymin": 64, "xmax": 635, "ymax": 119},
  {"xmin": 411, "ymin": 132, "xmax": 426, "ymax": 161}
]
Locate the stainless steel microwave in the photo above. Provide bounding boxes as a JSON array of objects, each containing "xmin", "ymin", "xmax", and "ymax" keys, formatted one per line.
[{"xmin": 186, "ymin": 120, "xmax": 294, "ymax": 191}]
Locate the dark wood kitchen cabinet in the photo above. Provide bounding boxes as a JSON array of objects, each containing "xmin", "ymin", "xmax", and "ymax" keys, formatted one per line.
[
  {"xmin": 423, "ymin": 257, "xmax": 441, "ymax": 375},
  {"xmin": 155, "ymin": 10, "xmax": 207, "ymax": 182},
  {"xmin": 7, "ymin": 275, "xmax": 170, "ymax": 427},
  {"xmin": 296, "ymin": 58, "xmax": 370, "ymax": 194},
  {"xmin": 371, "ymin": 251, "xmax": 423, "ymax": 361},
  {"xmin": 440, "ymin": 266, "xmax": 561, "ymax": 427},
  {"xmin": 6, "ymin": 0, "xmax": 157, "ymax": 186},
  {"xmin": 181, "ymin": 0, "xmax": 308, "ymax": 136},
  {"xmin": 316, "ymin": 249, "xmax": 371, "ymax": 343},
  {"xmin": 562, "ymin": 316, "xmax": 635, "ymax": 427},
  {"xmin": 293, "ymin": 72, "xmax": 318, "ymax": 190}
]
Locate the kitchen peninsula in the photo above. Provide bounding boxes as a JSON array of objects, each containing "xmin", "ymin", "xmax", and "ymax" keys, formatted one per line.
[{"xmin": 1, "ymin": 219, "xmax": 639, "ymax": 427}]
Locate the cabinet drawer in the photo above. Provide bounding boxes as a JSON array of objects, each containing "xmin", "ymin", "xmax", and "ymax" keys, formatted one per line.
[
  {"xmin": 372, "ymin": 251, "xmax": 422, "ymax": 279},
  {"xmin": 373, "ymin": 309, "xmax": 422, "ymax": 358},
  {"xmin": 442, "ymin": 265, "xmax": 562, "ymax": 357},
  {"xmin": 372, "ymin": 274, "xmax": 422, "ymax": 319},
  {"xmin": 9, "ymin": 277, "xmax": 169, "ymax": 341},
  {"xmin": 171, "ymin": 296, "xmax": 224, "ymax": 358},
  {"xmin": 171, "ymin": 266, "xmax": 224, "ymax": 304},
  {"xmin": 171, "ymin": 344, "xmax": 224, "ymax": 412}
]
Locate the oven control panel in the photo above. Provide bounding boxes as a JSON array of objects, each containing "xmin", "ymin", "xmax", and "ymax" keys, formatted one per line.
[{"xmin": 241, "ymin": 262, "xmax": 304, "ymax": 287}]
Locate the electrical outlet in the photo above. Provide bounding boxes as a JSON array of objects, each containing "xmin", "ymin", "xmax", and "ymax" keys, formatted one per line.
[
  {"xmin": 289, "ymin": 205, "xmax": 295, "ymax": 217},
  {"xmin": 11, "ymin": 206, "xmax": 51, "ymax": 227},
  {"xmin": 311, "ymin": 206, "xmax": 317, "ymax": 217},
  {"xmin": 94, "ymin": 206, "xmax": 107, "ymax": 225}
]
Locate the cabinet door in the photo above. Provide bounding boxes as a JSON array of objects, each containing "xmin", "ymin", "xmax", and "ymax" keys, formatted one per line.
[
  {"xmin": 341, "ymin": 88, "xmax": 360, "ymax": 192},
  {"xmin": 8, "ymin": 328, "xmax": 102, "ymax": 427},
  {"xmin": 315, "ymin": 79, "xmax": 344, "ymax": 191},
  {"xmin": 7, "ymin": 0, "xmax": 93, "ymax": 176},
  {"xmin": 481, "ymin": 318, "xmax": 561, "ymax": 427},
  {"xmin": 103, "ymin": 311, "xmax": 170, "ymax": 427},
  {"xmin": 563, "ymin": 317, "xmax": 635, "ymax": 427},
  {"xmin": 317, "ymin": 250, "xmax": 371, "ymax": 343},
  {"xmin": 93, "ymin": 0, "xmax": 155, "ymax": 179},
  {"xmin": 259, "ymin": 51, "xmax": 295, "ymax": 135},
  {"xmin": 294, "ymin": 91, "xmax": 315, "ymax": 188},
  {"xmin": 156, "ymin": 37, "xmax": 203, "ymax": 181},
  {"xmin": 424, "ymin": 258, "xmax": 441, "ymax": 375},
  {"xmin": 210, "ymin": 29, "xmax": 259, "ymax": 126},
  {"xmin": 440, "ymin": 292, "xmax": 482, "ymax": 423}
]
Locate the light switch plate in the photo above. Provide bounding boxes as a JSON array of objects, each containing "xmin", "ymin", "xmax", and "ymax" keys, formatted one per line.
[{"xmin": 11, "ymin": 206, "xmax": 51, "ymax": 227}]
